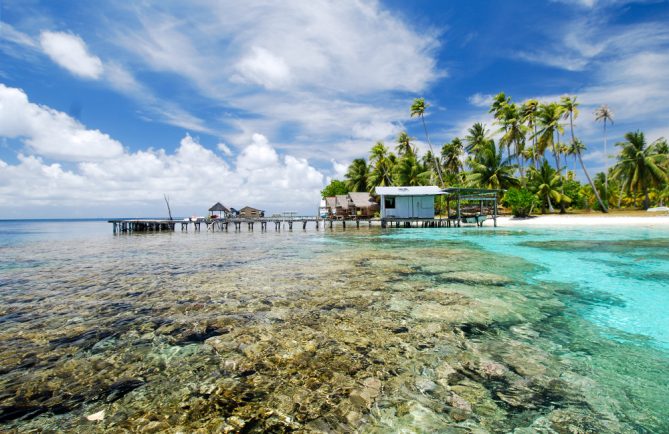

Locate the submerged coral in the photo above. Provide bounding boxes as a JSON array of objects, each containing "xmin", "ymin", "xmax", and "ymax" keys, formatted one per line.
[{"xmin": 0, "ymin": 228, "xmax": 666, "ymax": 432}]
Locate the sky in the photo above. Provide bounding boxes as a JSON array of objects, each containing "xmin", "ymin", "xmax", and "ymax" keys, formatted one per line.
[{"xmin": 1, "ymin": 0, "xmax": 668, "ymax": 218}]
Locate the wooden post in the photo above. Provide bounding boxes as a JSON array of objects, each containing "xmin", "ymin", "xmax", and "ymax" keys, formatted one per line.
[
  {"xmin": 493, "ymin": 195, "xmax": 498, "ymax": 227},
  {"xmin": 456, "ymin": 194, "xmax": 461, "ymax": 227}
]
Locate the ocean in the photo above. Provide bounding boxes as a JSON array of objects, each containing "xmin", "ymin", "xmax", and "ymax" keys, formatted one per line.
[{"xmin": 1, "ymin": 220, "xmax": 668, "ymax": 432}]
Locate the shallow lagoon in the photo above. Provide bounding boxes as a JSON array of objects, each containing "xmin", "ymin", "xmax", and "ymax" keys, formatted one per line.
[{"xmin": 1, "ymin": 221, "xmax": 668, "ymax": 432}]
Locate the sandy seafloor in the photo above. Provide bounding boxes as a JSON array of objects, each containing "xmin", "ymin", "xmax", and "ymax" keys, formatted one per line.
[{"xmin": 1, "ymin": 220, "xmax": 668, "ymax": 432}]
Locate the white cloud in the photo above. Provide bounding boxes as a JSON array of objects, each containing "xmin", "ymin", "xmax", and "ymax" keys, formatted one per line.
[
  {"xmin": 468, "ymin": 93, "xmax": 494, "ymax": 108},
  {"xmin": 0, "ymin": 84, "xmax": 124, "ymax": 161},
  {"xmin": 217, "ymin": 142, "xmax": 233, "ymax": 156},
  {"xmin": 351, "ymin": 121, "xmax": 401, "ymax": 141},
  {"xmin": 39, "ymin": 31, "xmax": 103, "ymax": 79},
  {"xmin": 331, "ymin": 159, "xmax": 349, "ymax": 179},
  {"xmin": 233, "ymin": 46, "xmax": 291, "ymax": 89},
  {"xmin": 0, "ymin": 86, "xmax": 325, "ymax": 217}
]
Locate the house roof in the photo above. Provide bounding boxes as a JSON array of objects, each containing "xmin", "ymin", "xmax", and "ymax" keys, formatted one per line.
[
  {"xmin": 209, "ymin": 202, "xmax": 230, "ymax": 212},
  {"xmin": 375, "ymin": 186, "xmax": 443, "ymax": 196},
  {"xmin": 325, "ymin": 196, "xmax": 337, "ymax": 208},
  {"xmin": 240, "ymin": 206, "xmax": 263, "ymax": 212},
  {"xmin": 347, "ymin": 192, "xmax": 377, "ymax": 208},
  {"xmin": 335, "ymin": 195, "xmax": 350, "ymax": 209}
]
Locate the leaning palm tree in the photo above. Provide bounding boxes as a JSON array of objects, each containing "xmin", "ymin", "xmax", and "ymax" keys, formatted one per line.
[
  {"xmin": 410, "ymin": 98, "xmax": 444, "ymax": 186},
  {"xmin": 561, "ymin": 96, "xmax": 608, "ymax": 212},
  {"xmin": 594, "ymin": 105, "xmax": 614, "ymax": 191},
  {"xmin": 345, "ymin": 158, "xmax": 369, "ymax": 192},
  {"xmin": 612, "ymin": 131, "xmax": 668, "ymax": 209},
  {"xmin": 466, "ymin": 140, "xmax": 519, "ymax": 190}
]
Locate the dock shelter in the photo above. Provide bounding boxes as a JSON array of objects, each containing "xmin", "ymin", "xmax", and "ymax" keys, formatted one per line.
[{"xmin": 443, "ymin": 187, "xmax": 500, "ymax": 227}]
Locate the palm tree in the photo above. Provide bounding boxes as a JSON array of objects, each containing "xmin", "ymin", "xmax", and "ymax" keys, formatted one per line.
[
  {"xmin": 497, "ymin": 102, "xmax": 527, "ymax": 178},
  {"xmin": 396, "ymin": 131, "xmax": 415, "ymax": 157},
  {"xmin": 394, "ymin": 154, "xmax": 430, "ymax": 186},
  {"xmin": 612, "ymin": 131, "xmax": 669, "ymax": 209},
  {"xmin": 594, "ymin": 105, "xmax": 614, "ymax": 191},
  {"xmin": 489, "ymin": 92, "xmax": 511, "ymax": 119},
  {"xmin": 528, "ymin": 160, "xmax": 571, "ymax": 213},
  {"xmin": 345, "ymin": 158, "xmax": 369, "ymax": 192},
  {"xmin": 535, "ymin": 102, "xmax": 568, "ymax": 212},
  {"xmin": 441, "ymin": 138, "xmax": 464, "ymax": 176},
  {"xmin": 521, "ymin": 99, "xmax": 540, "ymax": 169},
  {"xmin": 464, "ymin": 122, "xmax": 492, "ymax": 154},
  {"xmin": 561, "ymin": 96, "xmax": 608, "ymax": 212},
  {"xmin": 410, "ymin": 98, "xmax": 444, "ymax": 186},
  {"xmin": 466, "ymin": 140, "xmax": 519, "ymax": 190},
  {"xmin": 368, "ymin": 142, "xmax": 396, "ymax": 190}
]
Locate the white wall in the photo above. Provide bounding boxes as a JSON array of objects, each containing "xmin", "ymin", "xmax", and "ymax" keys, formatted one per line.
[{"xmin": 381, "ymin": 195, "xmax": 435, "ymax": 218}]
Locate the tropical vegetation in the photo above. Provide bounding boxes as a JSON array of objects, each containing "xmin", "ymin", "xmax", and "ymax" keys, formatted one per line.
[{"xmin": 324, "ymin": 95, "xmax": 669, "ymax": 213}]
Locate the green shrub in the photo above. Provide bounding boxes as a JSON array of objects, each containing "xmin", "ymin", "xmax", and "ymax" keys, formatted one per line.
[{"xmin": 504, "ymin": 188, "xmax": 537, "ymax": 217}]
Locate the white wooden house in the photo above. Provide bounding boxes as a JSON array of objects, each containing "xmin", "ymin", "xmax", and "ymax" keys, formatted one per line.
[{"xmin": 375, "ymin": 186, "xmax": 442, "ymax": 219}]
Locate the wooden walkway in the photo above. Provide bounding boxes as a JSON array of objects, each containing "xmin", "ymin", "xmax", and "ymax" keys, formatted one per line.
[{"xmin": 109, "ymin": 215, "xmax": 495, "ymax": 234}]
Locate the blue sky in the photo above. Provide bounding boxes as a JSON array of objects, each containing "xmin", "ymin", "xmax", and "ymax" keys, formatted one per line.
[{"xmin": 1, "ymin": 0, "xmax": 668, "ymax": 217}]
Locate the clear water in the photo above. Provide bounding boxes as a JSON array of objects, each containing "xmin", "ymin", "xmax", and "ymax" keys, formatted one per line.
[{"xmin": 0, "ymin": 220, "xmax": 667, "ymax": 432}]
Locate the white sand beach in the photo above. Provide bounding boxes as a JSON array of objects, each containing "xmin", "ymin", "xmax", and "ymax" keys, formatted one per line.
[{"xmin": 494, "ymin": 213, "xmax": 669, "ymax": 227}]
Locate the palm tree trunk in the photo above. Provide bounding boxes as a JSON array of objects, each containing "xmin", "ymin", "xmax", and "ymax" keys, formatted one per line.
[
  {"xmin": 643, "ymin": 186, "xmax": 650, "ymax": 210},
  {"xmin": 577, "ymin": 152, "xmax": 608, "ymax": 212},
  {"xmin": 547, "ymin": 195, "xmax": 555, "ymax": 213},
  {"xmin": 604, "ymin": 120, "xmax": 608, "ymax": 192},
  {"xmin": 553, "ymin": 132, "xmax": 566, "ymax": 214},
  {"xmin": 421, "ymin": 115, "xmax": 444, "ymax": 187}
]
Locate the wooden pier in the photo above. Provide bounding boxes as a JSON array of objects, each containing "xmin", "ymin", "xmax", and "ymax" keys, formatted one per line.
[{"xmin": 109, "ymin": 215, "xmax": 496, "ymax": 234}]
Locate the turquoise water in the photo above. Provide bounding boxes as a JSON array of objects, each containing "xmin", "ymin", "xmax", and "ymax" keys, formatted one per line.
[
  {"xmin": 386, "ymin": 227, "xmax": 669, "ymax": 350},
  {"xmin": 0, "ymin": 220, "xmax": 668, "ymax": 432}
]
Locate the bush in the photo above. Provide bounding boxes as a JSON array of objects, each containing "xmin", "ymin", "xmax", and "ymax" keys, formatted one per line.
[{"xmin": 504, "ymin": 188, "xmax": 537, "ymax": 217}]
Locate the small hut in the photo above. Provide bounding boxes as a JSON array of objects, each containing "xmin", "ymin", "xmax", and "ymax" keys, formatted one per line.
[
  {"xmin": 240, "ymin": 206, "xmax": 264, "ymax": 218},
  {"xmin": 335, "ymin": 195, "xmax": 350, "ymax": 218},
  {"xmin": 347, "ymin": 192, "xmax": 379, "ymax": 218},
  {"xmin": 324, "ymin": 197, "xmax": 337, "ymax": 217},
  {"xmin": 208, "ymin": 202, "xmax": 230, "ymax": 218}
]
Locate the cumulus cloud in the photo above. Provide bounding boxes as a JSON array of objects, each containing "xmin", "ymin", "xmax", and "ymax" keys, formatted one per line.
[
  {"xmin": 39, "ymin": 31, "xmax": 103, "ymax": 79},
  {"xmin": 217, "ymin": 142, "xmax": 233, "ymax": 156},
  {"xmin": 0, "ymin": 85, "xmax": 325, "ymax": 217},
  {"xmin": 468, "ymin": 93, "xmax": 494, "ymax": 108},
  {"xmin": 0, "ymin": 84, "xmax": 124, "ymax": 161}
]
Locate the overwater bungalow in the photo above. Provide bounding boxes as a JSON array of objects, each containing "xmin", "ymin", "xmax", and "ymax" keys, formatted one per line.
[
  {"xmin": 324, "ymin": 196, "xmax": 337, "ymax": 217},
  {"xmin": 347, "ymin": 192, "xmax": 379, "ymax": 218},
  {"xmin": 208, "ymin": 202, "xmax": 230, "ymax": 218},
  {"xmin": 239, "ymin": 206, "xmax": 264, "ymax": 218},
  {"xmin": 335, "ymin": 195, "xmax": 350, "ymax": 219}
]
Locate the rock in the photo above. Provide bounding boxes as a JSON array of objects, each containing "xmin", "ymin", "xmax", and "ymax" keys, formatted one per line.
[
  {"xmin": 86, "ymin": 410, "xmax": 105, "ymax": 421},
  {"xmin": 349, "ymin": 390, "xmax": 373, "ymax": 409},
  {"xmin": 362, "ymin": 377, "xmax": 382, "ymax": 397},
  {"xmin": 415, "ymin": 377, "xmax": 437, "ymax": 394},
  {"xmin": 479, "ymin": 360, "xmax": 509, "ymax": 379},
  {"xmin": 447, "ymin": 393, "xmax": 472, "ymax": 421},
  {"xmin": 435, "ymin": 362, "xmax": 460, "ymax": 384},
  {"xmin": 345, "ymin": 411, "xmax": 362, "ymax": 426}
]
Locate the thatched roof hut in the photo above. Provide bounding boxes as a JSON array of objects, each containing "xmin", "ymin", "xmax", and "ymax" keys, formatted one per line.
[
  {"xmin": 347, "ymin": 192, "xmax": 379, "ymax": 217},
  {"xmin": 208, "ymin": 202, "xmax": 230, "ymax": 217},
  {"xmin": 240, "ymin": 206, "xmax": 264, "ymax": 218}
]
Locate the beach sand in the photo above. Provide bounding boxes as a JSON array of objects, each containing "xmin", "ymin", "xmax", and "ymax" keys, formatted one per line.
[{"xmin": 494, "ymin": 213, "xmax": 669, "ymax": 227}]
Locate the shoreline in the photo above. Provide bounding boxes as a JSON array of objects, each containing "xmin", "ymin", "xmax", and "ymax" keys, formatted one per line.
[{"xmin": 493, "ymin": 213, "xmax": 669, "ymax": 227}]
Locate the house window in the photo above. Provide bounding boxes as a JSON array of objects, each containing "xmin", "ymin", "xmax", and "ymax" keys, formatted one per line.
[{"xmin": 384, "ymin": 197, "xmax": 396, "ymax": 209}]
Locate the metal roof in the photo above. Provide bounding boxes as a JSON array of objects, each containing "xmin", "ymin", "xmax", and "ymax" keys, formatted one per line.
[{"xmin": 375, "ymin": 186, "xmax": 443, "ymax": 196}]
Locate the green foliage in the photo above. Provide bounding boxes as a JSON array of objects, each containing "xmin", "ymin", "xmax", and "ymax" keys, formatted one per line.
[
  {"xmin": 321, "ymin": 179, "xmax": 349, "ymax": 198},
  {"xmin": 563, "ymin": 178, "xmax": 587, "ymax": 209},
  {"xmin": 503, "ymin": 188, "xmax": 537, "ymax": 217}
]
